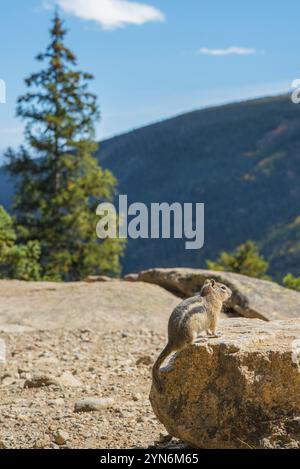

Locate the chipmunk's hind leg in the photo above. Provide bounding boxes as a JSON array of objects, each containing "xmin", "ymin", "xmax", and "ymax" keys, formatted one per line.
[{"xmin": 191, "ymin": 329, "xmax": 208, "ymax": 346}]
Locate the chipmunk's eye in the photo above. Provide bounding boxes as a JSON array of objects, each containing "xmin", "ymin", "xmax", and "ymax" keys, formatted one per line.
[{"xmin": 221, "ymin": 286, "xmax": 226, "ymax": 291}]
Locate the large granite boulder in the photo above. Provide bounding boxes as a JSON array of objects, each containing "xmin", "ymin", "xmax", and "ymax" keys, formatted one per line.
[
  {"xmin": 150, "ymin": 318, "xmax": 300, "ymax": 449},
  {"xmin": 126, "ymin": 268, "xmax": 300, "ymax": 321},
  {"xmin": 0, "ymin": 279, "xmax": 179, "ymax": 332}
]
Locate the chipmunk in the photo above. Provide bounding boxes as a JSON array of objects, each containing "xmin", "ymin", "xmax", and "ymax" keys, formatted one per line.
[{"xmin": 152, "ymin": 279, "xmax": 232, "ymax": 392}]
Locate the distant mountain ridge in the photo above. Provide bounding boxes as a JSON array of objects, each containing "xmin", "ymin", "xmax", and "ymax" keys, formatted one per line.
[{"xmin": 1, "ymin": 94, "xmax": 299, "ymax": 279}]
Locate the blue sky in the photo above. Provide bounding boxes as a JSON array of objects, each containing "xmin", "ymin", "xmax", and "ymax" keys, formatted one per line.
[{"xmin": 0, "ymin": 0, "xmax": 299, "ymax": 155}]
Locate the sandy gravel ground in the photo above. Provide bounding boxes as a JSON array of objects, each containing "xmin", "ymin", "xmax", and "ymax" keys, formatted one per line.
[{"xmin": 0, "ymin": 280, "xmax": 185, "ymax": 449}]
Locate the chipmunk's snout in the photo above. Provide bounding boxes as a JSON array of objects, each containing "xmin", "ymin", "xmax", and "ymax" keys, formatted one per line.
[
  {"xmin": 220, "ymin": 284, "xmax": 232, "ymax": 300},
  {"xmin": 225, "ymin": 288, "xmax": 232, "ymax": 302}
]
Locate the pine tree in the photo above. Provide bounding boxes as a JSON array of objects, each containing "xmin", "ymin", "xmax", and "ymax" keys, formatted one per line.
[
  {"xmin": 206, "ymin": 240, "xmax": 270, "ymax": 279},
  {"xmin": 6, "ymin": 13, "xmax": 124, "ymax": 281}
]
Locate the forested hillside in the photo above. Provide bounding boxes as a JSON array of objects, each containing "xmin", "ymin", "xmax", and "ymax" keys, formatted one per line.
[{"xmin": 1, "ymin": 94, "xmax": 299, "ymax": 279}]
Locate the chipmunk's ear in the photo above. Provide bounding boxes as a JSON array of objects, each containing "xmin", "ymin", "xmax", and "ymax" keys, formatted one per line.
[
  {"xmin": 199, "ymin": 280, "xmax": 210, "ymax": 296},
  {"xmin": 210, "ymin": 279, "xmax": 216, "ymax": 287}
]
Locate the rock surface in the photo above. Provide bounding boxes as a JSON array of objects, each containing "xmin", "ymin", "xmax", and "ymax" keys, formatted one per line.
[
  {"xmin": 0, "ymin": 278, "xmax": 185, "ymax": 449},
  {"xmin": 0, "ymin": 327, "xmax": 181, "ymax": 449},
  {"xmin": 74, "ymin": 397, "xmax": 114, "ymax": 413},
  {"xmin": 0, "ymin": 279, "xmax": 180, "ymax": 331},
  {"xmin": 127, "ymin": 268, "xmax": 300, "ymax": 321},
  {"xmin": 150, "ymin": 318, "xmax": 300, "ymax": 449}
]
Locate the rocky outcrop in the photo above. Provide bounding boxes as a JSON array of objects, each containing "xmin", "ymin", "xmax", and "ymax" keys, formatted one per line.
[
  {"xmin": 0, "ymin": 279, "xmax": 179, "ymax": 332},
  {"xmin": 150, "ymin": 318, "xmax": 300, "ymax": 449},
  {"xmin": 126, "ymin": 268, "xmax": 300, "ymax": 321}
]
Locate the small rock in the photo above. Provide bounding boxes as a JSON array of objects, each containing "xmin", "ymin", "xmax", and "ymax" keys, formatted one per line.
[
  {"xmin": 74, "ymin": 397, "xmax": 114, "ymax": 413},
  {"xmin": 114, "ymin": 408, "xmax": 125, "ymax": 418},
  {"xmin": 33, "ymin": 436, "xmax": 51, "ymax": 449},
  {"xmin": 47, "ymin": 398, "xmax": 65, "ymax": 407},
  {"xmin": 19, "ymin": 372, "xmax": 31, "ymax": 380},
  {"xmin": 54, "ymin": 430, "xmax": 69, "ymax": 446},
  {"xmin": 18, "ymin": 367, "xmax": 31, "ymax": 374},
  {"xmin": 38, "ymin": 351, "xmax": 55, "ymax": 359},
  {"xmin": 124, "ymin": 273, "xmax": 139, "ymax": 282},
  {"xmin": 1, "ymin": 376, "xmax": 15, "ymax": 386},
  {"xmin": 58, "ymin": 372, "xmax": 82, "ymax": 388},
  {"xmin": 74, "ymin": 353, "xmax": 84, "ymax": 361},
  {"xmin": 79, "ymin": 431, "xmax": 92, "ymax": 439}
]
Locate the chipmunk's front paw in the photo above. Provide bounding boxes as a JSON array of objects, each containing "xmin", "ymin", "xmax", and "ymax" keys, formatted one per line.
[{"xmin": 207, "ymin": 331, "xmax": 222, "ymax": 338}]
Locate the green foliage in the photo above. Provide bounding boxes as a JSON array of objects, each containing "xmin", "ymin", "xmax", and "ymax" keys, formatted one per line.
[
  {"xmin": 283, "ymin": 273, "xmax": 300, "ymax": 292},
  {"xmin": 0, "ymin": 206, "xmax": 41, "ymax": 281},
  {"xmin": 0, "ymin": 205, "xmax": 16, "ymax": 256},
  {"xmin": 206, "ymin": 241, "xmax": 270, "ymax": 279},
  {"xmin": 6, "ymin": 13, "xmax": 125, "ymax": 281},
  {"xmin": 5, "ymin": 241, "xmax": 41, "ymax": 281}
]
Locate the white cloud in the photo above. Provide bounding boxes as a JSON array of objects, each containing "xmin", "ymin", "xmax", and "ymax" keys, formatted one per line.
[
  {"xmin": 53, "ymin": 0, "xmax": 165, "ymax": 30},
  {"xmin": 197, "ymin": 46, "xmax": 257, "ymax": 57}
]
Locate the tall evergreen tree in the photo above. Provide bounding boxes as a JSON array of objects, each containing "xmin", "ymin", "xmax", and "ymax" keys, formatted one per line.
[{"xmin": 6, "ymin": 13, "xmax": 124, "ymax": 281}]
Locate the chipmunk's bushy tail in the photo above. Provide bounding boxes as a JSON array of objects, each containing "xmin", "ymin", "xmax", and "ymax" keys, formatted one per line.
[{"xmin": 152, "ymin": 342, "xmax": 174, "ymax": 393}]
